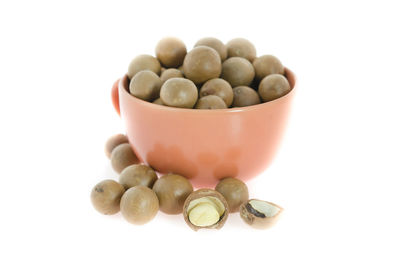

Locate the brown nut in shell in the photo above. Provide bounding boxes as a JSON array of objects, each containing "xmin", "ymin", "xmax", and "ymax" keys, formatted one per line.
[
  {"xmin": 110, "ymin": 143, "xmax": 139, "ymax": 173},
  {"xmin": 160, "ymin": 68, "xmax": 184, "ymax": 84},
  {"xmin": 226, "ymin": 38, "xmax": 257, "ymax": 62},
  {"xmin": 194, "ymin": 37, "xmax": 227, "ymax": 61},
  {"xmin": 253, "ymin": 55, "xmax": 284, "ymax": 80},
  {"xmin": 195, "ymin": 95, "xmax": 227, "ymax": 109},
  {"xmin": 183, "ymin": 189, "xmax": 229, "ymax": 231},
  {"xmin": 91, "ymin": 180, "xmax": 125, "ymax": 215},
  {"xmin": 215, "ymin": 177, "xmax": 249, "ymax": 212},
  {"xmin": 221, "ymin": 57, "xmax": 255, "ymax": 87},
  {"xmin": 152, "ymin": 98, "xmax": 165, "ymax": 105},
  {"xmin": 127, "ymin": 54, "xmax": 161, "ymax": 79},
  {"xmin": 104, "ymin": 134, "xmax": 128, "ymax": 158},
  {"xmin": 258, "ymin": 74, "xmax": 291, "ymax": 102},
  {"xmin": 120, "ymin": 186, "xmax": 159, "ymax": 225},
  {"xmin": 119, "ymin": 164, "xmax": 158, "ymax": 189},
  {"xmin": 155, "ymin": 37, "xmax": 187, "ymax": 68},
  {"xmin": 240, "ymin": 199, "xmax": 283, "ymax": 229},
  {"xmin": 152, "ymin": 174, "xmax": 193, "ymax": 214},
  {"xmin": 232, "ymin": 86, "xmax": 261, "ymax": 107},
  {"xmin": 160, "ymin": 78, "xmax": 198, "ymax": 108},
  {"xmin": 199, "ymin": 78, "xmax": 233, "ymax": 107},
  {"xmin": 129, "ymin": 70, "xmax": 162, "ymax": 101},
  {"xmin": 183, "ymin": 46, "xmax": 221, "ymax": 84}
]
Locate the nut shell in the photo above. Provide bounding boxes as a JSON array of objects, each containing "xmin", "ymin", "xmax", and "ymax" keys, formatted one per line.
[
  {"xmin": 183, "ymin": 189, "xmax": 229, "ymax": 231},
  {"xmin": 120, "ymin": 186, "xmax": 159, "ymax": 225},
  {"xmin": 104, "ymin": 134, "xmax": 128, "ymax": 158},
  {"xmin": 127, "ymin": 54, "xmax": 161, "ymax": 79},
  {"xmin": 194, "ymin": 37, "xmax": 227, "ymax": 61},
  {"xmin": 129, "ymin": 70, "xmax": 162, "ymax": 101},
  {"xmin": 91, "ymin": 180, "xmax": 125, "ymax": 215},
  {"xmin": 152, "ymin": 174, "xmax": 193, "ymax": 214},
  {"xmin": 221, "ymin": 57, "xmax": 255, "ymax": 87},
  {"xmin": 253, "ymin": 55, "xmax": 284, "ymax": 80},
  {"xmin": 258, "ymin": 74, "xmax": 291, "ymax": 102},
  {"xmin": 239, "ymin": 199, "xmax": 283, "ymax": 229},
  {"xmin": 155, "ymin": 37, "xmax": 187, "ymax": 68},
  {"xmin": 226, "ymin": 38, "xmax": 257, "ymax": 62},
  {"xmin": 119, "ymin": 164, "xmax": 158, "ymax": 189},
  {"xmin": 110, "ymin": 143, "xmax": 139, "ymax": 173},
  {"xmin": 215, "ymin": 177, "xmax": 249, "ymax": 212},
  {"xmin": 195, "ymin": 95, "xmax": 227, "ymax": 109},
  {"xmin": 183, "ymin": 46, "xmax": 221, "ymax": 84},
  {"xmin": 232, "ymin": 86, "xmax": 261, "ymax": 107},
  {"xmin": 199, "ymin": 78, "xmax": 233, "ymax": 107}
]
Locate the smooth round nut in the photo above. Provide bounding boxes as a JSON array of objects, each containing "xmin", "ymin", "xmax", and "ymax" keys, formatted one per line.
[
  {"xmin": 110, "ymin": 143, "xmax": 139, "ymax": 173},
  {"xmin": 152, "ymin": 98, "xmax": 165, "ymax": 105},
  {"xmin": 253, "ymin": 55, "xmax": 284, "ymax": 80},
  {"xmin": 215, "ymin": 177, "xmax": 249, "ymax": 212},
  {"xmin": 120, "ymin": 186, "xmax": 159, "ymax": 225},
  {"xmin": 160, "ymin": 68, "xmax": 184, "ymax": 84},
  {"xmin": 104, "ymin": 134, "xmax": 128, "ymax": 159},
  {"xmin": 200, "ymin": 78, "xmax": 233, "ymax": 107},
  {"xmin": 258, "ymin": 74, "xmax": 291, "ymax": 102},
  {"xmin": 240, "ymin": 199, "xmax": 283, "ymax": 229},
  {"xmin": 129, "ymin": 70, "xmax": 162, "ymax": 101},
  {"xmin": 226, "ymin": 38, "xmax": 256, "ymax": 62},
  {"xmin": 183, "ymin": 189, "xmax": 229, "ymax": 231},
  {"xmin": 119, "ymin": 164, "xmax": 158, "ymax": 189},
  {"xmin": 152, "ymin": 174, "xmax": 193, "ymax": 214},
  {"xmin": 127, "ymin": 54, "xmax": 161, "ymax": 79},
  {"xmin": 183, "ymin": 46, "xmax": 221, "ymax": 84},
  {"xmin": 155, "ymin": 37, "xmax": 187, "ymax": 68},
  {"xmin": 160, "ymin": 78, "xmax": 198, "ymax": 108},
  {"xmin": 232, "ymin": 86, "xmax": 260, "ymax": 107},
  {"xmin": 221, "ymin": 57, "xmax": 255, "ymax": 87},
  {"xmin": 195, "ymin": 95, "xmax": 227, "ymax": 109},
  {"xmin": 194, "ymin": 37, "xmax": 227, "ymax": 61},
  {"xmin": 91, "ymin": 180, "xmax": 125, "ymax": 215}
]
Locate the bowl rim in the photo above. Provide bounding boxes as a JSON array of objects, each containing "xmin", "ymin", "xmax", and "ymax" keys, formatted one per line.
[{"xmin": 119, "ymin": 67, "xmax": 296, "ymax": 114}]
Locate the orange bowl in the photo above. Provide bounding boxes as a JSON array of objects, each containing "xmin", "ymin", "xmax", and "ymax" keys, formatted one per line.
[{"xmin": 111, "ymin": 68, "xmax": 296, "ymax": 187}]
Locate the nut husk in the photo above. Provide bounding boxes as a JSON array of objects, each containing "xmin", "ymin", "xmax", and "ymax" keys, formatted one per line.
[
  {"xmin": 183, "ymin": 189, "xmax": 229, "ymax": 231},
  {"xmin": 240, "ymin": 199, "xmax": 283, "ymax": 229}
]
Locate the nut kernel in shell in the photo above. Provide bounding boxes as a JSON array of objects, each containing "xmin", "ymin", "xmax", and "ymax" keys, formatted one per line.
[
  {"xmin": 183, "ymin": 189, "xmax": 229, "ymax": 231},
  {"xmin": 240, "ymin": 199, "xmax": 283, "ymax": 229}
]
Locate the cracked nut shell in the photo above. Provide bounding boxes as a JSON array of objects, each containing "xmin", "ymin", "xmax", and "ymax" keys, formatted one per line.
[
  {"xmin": 240, "ymin": 199, "xmax": 283, "ymax": 229},
  {"xmin": 183, "ymin": 189, "xmax": 229, "ymax": 231},
  {"xmin": 215, "ymin": 177, "xmax": 249, "ymax": 212},
  {"xmin": 91, "ymin": 179, "xmax": 125, "ymax": 215}
]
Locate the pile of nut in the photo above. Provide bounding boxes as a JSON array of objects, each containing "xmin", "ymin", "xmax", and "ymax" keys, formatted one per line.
[
  {"xmin": 91, "ymin": 134, "xmax": 283, "ymax": 230},
  {"xmin": 127, "ymin": 37, "xmax": 291, "ymax": 109}
]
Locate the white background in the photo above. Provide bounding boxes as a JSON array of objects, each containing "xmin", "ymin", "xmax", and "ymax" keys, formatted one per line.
[{"xmin": 1, "ymin": 0, "xmax": 399, "ymax": 264}]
